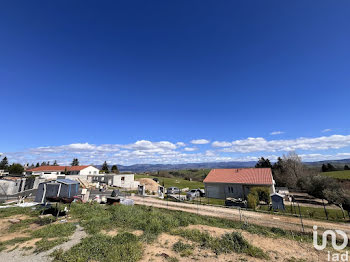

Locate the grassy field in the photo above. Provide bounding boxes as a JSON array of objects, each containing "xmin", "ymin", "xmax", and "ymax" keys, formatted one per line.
[
  {"xmin": 321, "ymin": 170, "xmax": 350, "ymax": 180},
  {"xmin": 258, "ymin": 204, "xmax": 347, "ymax": 222},
  {"xmin": 135, "ymin": 174, "xmax": 204, "ymax": 189},
  {"xmin": 1, "ymin": 203, "xmax": 344, "ymax": 261}
]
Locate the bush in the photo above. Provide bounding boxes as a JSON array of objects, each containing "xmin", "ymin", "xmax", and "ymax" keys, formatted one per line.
[
  {"xmin": 247, "ymin": 193, "xmax": 258, "ymax": 209},
  {"xmin": 250, "ymin": 187, "xmax": 271, "ymax": 204}
]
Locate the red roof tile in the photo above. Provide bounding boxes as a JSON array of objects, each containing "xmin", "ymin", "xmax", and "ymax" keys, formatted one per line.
[
  {"xmin": 203, "ymin": 168, "xmax": 273, "ymax": 185},
  {"xmin": 27, "ymin": 165, "xmax": 92, "ymax": 172}
]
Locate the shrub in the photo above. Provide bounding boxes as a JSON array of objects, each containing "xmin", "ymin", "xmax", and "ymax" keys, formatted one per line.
[
  {"xmin": 250, "ymin": 187, "xmax": 271, "ymax": 204},
  {"xmin": 32, "ymin": 223, "xmax": 76, "ymax": 238},
  {"xmin": 247, "ymin": 193, "xmax": 258, "ymax": 209}
]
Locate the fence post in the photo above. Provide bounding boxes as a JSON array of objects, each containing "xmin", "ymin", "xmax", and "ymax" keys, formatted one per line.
[
  {"xmin": 322, "ymin": 199, "xmax": 329, "ymax": 220},
  {"xmin": 297, "ymin": 202, "xmax": 305, "ymax": 233}
]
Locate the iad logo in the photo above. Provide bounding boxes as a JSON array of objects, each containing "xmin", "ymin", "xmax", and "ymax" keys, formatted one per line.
[{"xmin": 313, "ymin": 225, "xmax": 349, "ymax": 261}]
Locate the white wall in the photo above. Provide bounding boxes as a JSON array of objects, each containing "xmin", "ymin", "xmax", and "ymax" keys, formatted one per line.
[
  {"xmin": 79, "ymin": 166, "xmax": 100, "ymax": 176},
  {"xmin": 112, "ymin": 174, "xmax": 139, "ymax": 189}
]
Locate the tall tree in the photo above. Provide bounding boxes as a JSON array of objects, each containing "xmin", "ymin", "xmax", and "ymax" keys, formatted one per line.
[
  {"xmin": 326, "ymin": 163, "xmax": 336, "ymax": 172},
  {"xmin": 53, "ymin": 160, "xmax": 58, "ymax": 166},
  {"xmin": 41, "ymin": 161, "xmax": 47, "ymax": 166},
  {"xmin": 0, "ymin": 157, "xmax": 9, "ymax": 170},
  {"xmin": 111, "ymin": 165, "xmax": 119, "ymax": 174},
  {"xmin": 36, "ymin": 162, "xmax": 40, "ymax": 168},
  {"xmin": 101, "ymin": 161, "xmax": 109, "ymax": 173},
  {"xmin": 8, "ymin": 163, "xmax": 24, "ymax": 174},
  {"xmin": 255, "ymin": 157, "xmax": 272, "ymax": 168},
  {"xmin": 344, "ymin": 165, "xmax": 350, "ymax": 170},
  {"xmin": 71, "ymin": 158, "xmax": 79, "ymax": 166},
  {"xmin": 321, "ymin": 164, "xmax": 328, "ymax": 172}
]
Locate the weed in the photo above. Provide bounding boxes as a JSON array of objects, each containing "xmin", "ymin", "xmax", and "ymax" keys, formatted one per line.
[{"xmin": 172, "ymin": 240, "xmax": 193, "ymax": 257}]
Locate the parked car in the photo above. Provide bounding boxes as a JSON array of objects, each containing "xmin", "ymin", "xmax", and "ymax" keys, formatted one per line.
[
  {"xmin": 186, "ymin": 189, "xmax": 201, "ymax": 200},
  {"xmin": 166, "ymin": 187, "xmax": 180, "ymax": 194}
]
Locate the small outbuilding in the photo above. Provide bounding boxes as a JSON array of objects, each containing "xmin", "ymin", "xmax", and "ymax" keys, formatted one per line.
[{"xmin": 270, "ymin": 193, "xmax": 285, "ymax": 211}]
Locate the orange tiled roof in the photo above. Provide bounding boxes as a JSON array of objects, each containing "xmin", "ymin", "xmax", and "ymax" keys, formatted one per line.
[
  {"xmin": 27, "ymin": 165, "xmax": 91, "ymax": 172},
  {"xmin": 203, "ymin": 168, "xmax": 273, "ymax": 185}
]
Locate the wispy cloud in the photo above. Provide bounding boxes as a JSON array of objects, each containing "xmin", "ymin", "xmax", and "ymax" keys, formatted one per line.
[
  {"xmin": 220, "ymin": 135, "xmax": 350, "ymax": 153},
  {"xmin": 270, "ymin": 131, "xmax": 284, "ymax": 135},
  {"xmin": 322, "ymin": 129, "xmax": 332, "ymax": 133},
  {"xmin": 190, "ymin": 139, "xmax": 210, "ymax": 145}
]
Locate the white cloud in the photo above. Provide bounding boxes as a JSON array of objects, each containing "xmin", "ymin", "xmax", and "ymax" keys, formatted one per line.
[
  {"xmin": 183, "ymin": 147, "xmax": 198, "ymax": 152},
  {"xmin": 190, "ymin": 139, "xmax": 210, "ymax": 144},
  {"xmin": 270, "ymin": 131, "xmax": 284, "ymax": 135},
  {"xmin": 221, "ymin": 135, "xmax": 350, "ymax": 153},
  {"xmin": 322, "ymin": 129, "xmax": 332, "ymax": 133},
  {"xmin": 212, "ymin": 141, "xmax": 232, "ymax": 147}
]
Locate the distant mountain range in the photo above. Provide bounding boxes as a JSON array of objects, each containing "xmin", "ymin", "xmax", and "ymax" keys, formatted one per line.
[{"xmin": 97, "ymin": 159, "xmax": 350, "ymax": 173}]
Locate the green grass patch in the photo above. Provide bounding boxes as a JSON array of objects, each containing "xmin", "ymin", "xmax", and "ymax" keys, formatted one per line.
[
  {"xmin": 172, "ymin": 240, "xmax": 193, "ymax": 257},
  {"xmin": 32, "ymin": 223, "xmax": 76, "ymax": 238},
  {"xmin": 0, "ymin": 207, "xmax": 39, "ymax": 218},
  {"xmin": 50, "ymin": 232, "xmax": 142, "ymax": 262},
  {"xmin": 0, "ymin": 236, "xmax": 33, "ymax": 252},
  {"xmin": 69, "ymin": 203, "xmax": 313, "ymax": 244},
  {"xmin": 258, "ymin": 204, "xmax": 347, "ymax": 222},
  {"xmin": 34, "ymin": 238, "xmax": 69, "ymax": 253},
  {"xmin": 170, "ymin": 228, "xmax": 268, "ymax": 259},
  {"xmin": 321, "ymin": 170, "xmax": 350, "ymax": 180}
]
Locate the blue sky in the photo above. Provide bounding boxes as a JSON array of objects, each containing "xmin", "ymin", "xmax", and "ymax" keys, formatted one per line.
[{"xmin": 1, "ymin": 1, "xmax": 350, "ymax": 165}]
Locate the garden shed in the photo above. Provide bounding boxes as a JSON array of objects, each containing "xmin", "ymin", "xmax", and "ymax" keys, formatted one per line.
[{"xmin": 270, "ymin": 193, "xmax": 285, "ymax": 210}]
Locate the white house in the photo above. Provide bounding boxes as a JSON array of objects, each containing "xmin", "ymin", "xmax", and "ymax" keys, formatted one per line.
[
  {"xmin": 26, "ymin": 165, "xmax": 100, "ymax": 180},
  {"xmin": 203, "ymin": 168, "xmax": 275, "ymax": 199}
]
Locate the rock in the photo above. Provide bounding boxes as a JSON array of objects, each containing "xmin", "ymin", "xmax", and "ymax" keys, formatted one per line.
[
  {"xmin": 38, "ymin": 214, "xmax": 54, "ymax": 219},
  {"xmin": 160, "ymin": 253, "xmax": 169, "ymax": 258},
  {"xmin": 8, "ymin": 218, "xmax": 21, "ymax": 224}
]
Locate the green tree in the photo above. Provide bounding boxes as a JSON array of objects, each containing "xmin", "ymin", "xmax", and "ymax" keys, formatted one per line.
[
  {"xmin": 8, "ymin": 163, "xmax": 24, "ymax": 174},
  {"xmin": 101, "ymin": 161, "xmax": 109, "ymax": 173},
  {"xmin": 71, "ymin": 158, "xmax": 79, "ymax": 166},
  {"xmin": 255, "ymin": 157, "xmax": 272, "ymax": 168},
  {"xmin": 0, "ymin": 157, "xmax": 9, "ymax": 170},
  {"xmin": 53, "ymin": 160, "xmax": 58, "ymax": 166},
  {"xmin": 111, "ymin": 165, "xmax": 119, "ymax": 174},
  {"xmin": 321, "ymin": 164, "xmax": 328, "ymax": 172},
  {"xmin": 344, "ymin": 165, "xmax": 350, "ymax": 170},
  {"xmin": 41, "ymin": 161, "xmax": 47, "ymax": 166},
  {"xmin": 36, "ymin": 162, "xmax": 40, "ymax": 168},
  {"xmin": 326, "ymin": 163, "xmax": 336, "ymax": 172}
]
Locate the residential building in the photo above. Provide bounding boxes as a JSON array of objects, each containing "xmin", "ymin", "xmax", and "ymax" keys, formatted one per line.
[
  {"xmin": 203, "ymin": 168, "xmax": 275, "ymax": 199},
  {"xmin": 26, "ymin": 165, "xmax": 100, "ymax": 180}
]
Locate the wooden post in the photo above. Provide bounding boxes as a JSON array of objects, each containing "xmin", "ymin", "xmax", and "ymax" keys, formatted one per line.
[
  {"xmin": 297, "ymin": 202, "xmax": 304, "ymax": 233},
  {"xmin": 322, "ymin": 199, "xmax": 329, "ymax": 220}
]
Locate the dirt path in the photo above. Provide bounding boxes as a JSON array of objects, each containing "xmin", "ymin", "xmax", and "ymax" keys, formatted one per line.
[{"xmin": 131, "ymin": 196, "xmax": 350, "ymax": 235}]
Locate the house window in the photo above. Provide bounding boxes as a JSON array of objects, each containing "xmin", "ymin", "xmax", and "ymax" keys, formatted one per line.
[
  {"xmin": 121, "ymin": 177, "xmax": 125, "ymax": 183},
  {"xmin": 94, "ymin": 171, "xmax": 97, "ymax": 174}
]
